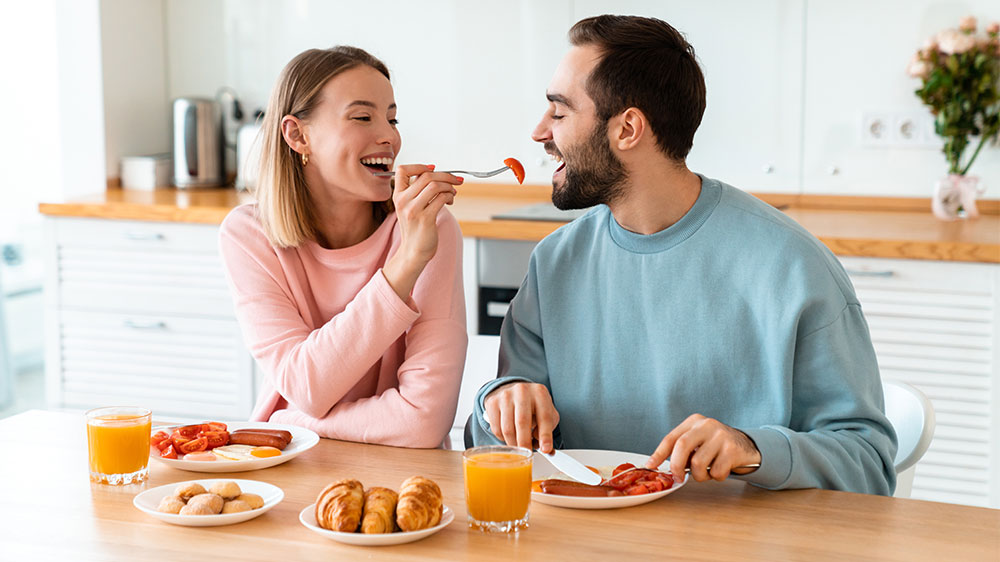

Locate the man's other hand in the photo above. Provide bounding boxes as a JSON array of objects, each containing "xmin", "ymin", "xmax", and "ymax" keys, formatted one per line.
[
  {"xmin": 645, "ymin": 414, "xmax": 761, "ymax": 482},
  {"xmin": 483, "ymin": 382, "xmax": 559, "ymax": 453}
]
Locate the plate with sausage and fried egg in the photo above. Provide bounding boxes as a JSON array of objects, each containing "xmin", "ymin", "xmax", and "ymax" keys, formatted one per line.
[
  {"xmin": 530, "ymin": 449, "xmax": 688, "ymax": 509},
  {"xmin": 149, "ymin": 421, "xmax": 319, "ymax": 473}
]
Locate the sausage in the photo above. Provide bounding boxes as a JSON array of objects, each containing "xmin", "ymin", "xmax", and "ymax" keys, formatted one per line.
[
  {"xmin": 538, "ymin": 479, "xmax": 622, "ymax": 497},
  {"xmin": 231, "ymin": 428, "xmax": 292, "ymax": 443},
  {"xmin": 228, "ymin": 431, "xmax": 289, "ymax": 450}
]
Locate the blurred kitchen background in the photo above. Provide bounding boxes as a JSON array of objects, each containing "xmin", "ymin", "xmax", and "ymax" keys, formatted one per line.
[{"xmin": 0, "ymin": 1, "xmax": 997, "ymax": 455}]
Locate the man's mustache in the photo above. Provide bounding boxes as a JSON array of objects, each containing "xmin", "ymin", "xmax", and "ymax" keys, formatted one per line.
[{"xmin": 543, "ymin": 142, "xmax": 563, "ymax": 160}]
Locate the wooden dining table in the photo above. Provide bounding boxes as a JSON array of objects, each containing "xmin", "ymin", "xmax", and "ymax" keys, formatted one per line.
[{"xmin": 2, "ymin": 410, "xmax": 997, "ymax": 561}]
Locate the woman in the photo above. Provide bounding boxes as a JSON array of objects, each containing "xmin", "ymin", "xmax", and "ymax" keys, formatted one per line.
[{"xmin": 219, "ymin": 46, "xmax": 467, "ymax": 448}]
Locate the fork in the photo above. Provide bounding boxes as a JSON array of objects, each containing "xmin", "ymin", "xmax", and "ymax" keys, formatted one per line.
[
  {"xmin": 613, "ymin": 462, "xmax": 761, "ymax": 480},
  {"xmin": 373, "ymin": 165, "xmax": 511, "ymax": 179}
]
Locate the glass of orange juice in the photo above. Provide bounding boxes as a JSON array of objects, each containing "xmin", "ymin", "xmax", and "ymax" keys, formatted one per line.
[
  {"xmin": 86, "ymin": 406, "xmax": 152, "ymax": 485},
  {"xmin": 463, "ymin": 445, "xmax": 532, "ymax": 533}
]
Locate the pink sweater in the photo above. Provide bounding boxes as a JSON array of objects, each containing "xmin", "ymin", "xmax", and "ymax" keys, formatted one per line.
[{"xmin": 218, "ymin": 204, "xmax": 467, "ymax": 448}]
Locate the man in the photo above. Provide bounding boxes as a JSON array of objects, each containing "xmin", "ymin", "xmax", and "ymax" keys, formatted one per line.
[{"xmin": 469, "ymin": 14, "xmax": 897, "ymax": 495}]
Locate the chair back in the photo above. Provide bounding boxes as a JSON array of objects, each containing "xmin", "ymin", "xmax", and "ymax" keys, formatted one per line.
[{"xmin": 883, "ymin": 380, "xmax": 935, "ymax": 498}]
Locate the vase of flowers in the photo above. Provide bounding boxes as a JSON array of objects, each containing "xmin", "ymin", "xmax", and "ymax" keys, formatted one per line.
[{"xmin": 908, "ymin": 16, "xmax": 999, "ymax": 220}]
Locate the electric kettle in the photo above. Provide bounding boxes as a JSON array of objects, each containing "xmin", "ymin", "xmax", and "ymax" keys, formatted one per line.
[{"xmin": 172, "ymin": 97, "xmax": 224, "ymax": 188}]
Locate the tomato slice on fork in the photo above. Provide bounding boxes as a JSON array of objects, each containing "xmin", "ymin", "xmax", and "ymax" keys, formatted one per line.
[{"xmin": 503, "ymin": 158, "xmax": 525, "ymax": 184}]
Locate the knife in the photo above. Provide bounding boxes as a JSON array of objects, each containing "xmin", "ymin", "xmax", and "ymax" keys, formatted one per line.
[{"xmin": 537, "ymin": 449, "xmax": 603, "ymax": 486}]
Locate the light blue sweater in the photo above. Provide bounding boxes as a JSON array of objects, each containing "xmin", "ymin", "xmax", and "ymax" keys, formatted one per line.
[{"xmin": 472, "ymin": 176, "xmax": 897, "ymax": 495}]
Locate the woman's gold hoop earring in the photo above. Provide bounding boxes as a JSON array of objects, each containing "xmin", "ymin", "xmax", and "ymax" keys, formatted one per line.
[{"xmin": 301, "ymin": 153, "xmax": 309, "ymax": 166}]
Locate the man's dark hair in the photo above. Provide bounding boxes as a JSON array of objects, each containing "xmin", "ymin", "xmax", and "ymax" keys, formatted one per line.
[{"xmin": 569, "ymin": 15, "xmax": 706, "ymax": 162}]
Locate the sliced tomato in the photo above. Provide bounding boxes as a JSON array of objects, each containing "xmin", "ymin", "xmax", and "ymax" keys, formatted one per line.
[
  {"xmin": 151, "ymin": 431, "xmax": 170, "ymax": 449},
  {"xmin": 204, "ymin": 421, "xmax": 228, "ymax": 432},
  {"xmin": 200, "ymin": 430, "xmax": 229, "ymax": 449},
  {"xmin": 612, "ymin": 463, "xmax": 636, "ymax": 476},
  {"xmin": 173, "ymin": 424, "xmax": 202, "ymax": 439},
  {"xmin": 503, "ymin": 157, "xmax": 525, "ymax": 184},
  {"xmin": 641, "ymin": 478, "xmax": 666, "ymax": 492},
  {"xmin": 604, "ymin": 468, "xmax": 645, "ymax": 490},
  {"xmin": 159, "ymin": 444, "xmax": 178, "ymax": 459},
  {"xmin": 624, "ymin": 483, "xmax": 651, "ymax": 495},
  {"xmin": 176, "ymin": 436, "xmax": 208, "ymax": 454}
]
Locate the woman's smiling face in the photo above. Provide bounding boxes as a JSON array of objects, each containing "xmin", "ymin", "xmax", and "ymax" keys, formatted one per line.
[{"xmin": 301, "ymin": 64, "xmax": 401, "ymax": 203}]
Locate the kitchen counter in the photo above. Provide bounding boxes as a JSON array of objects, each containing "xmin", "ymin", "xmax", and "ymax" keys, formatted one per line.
[
  {"xmin": 38, "ymin": 184, "xmax": 1000, "ymax": 263},
  {"xmin": 3, "ymin": 409, "xmax": 997, "ymax": 561}
]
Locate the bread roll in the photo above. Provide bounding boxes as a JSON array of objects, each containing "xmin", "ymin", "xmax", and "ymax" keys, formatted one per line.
[
  {"xmin": 315, "ymin": 479, "xmax": 364, "ymax": 532},
  {"xmin": 395, "ymin": 476, "xmax": 442, "ymax": 532},
  {"xmin": 221, "ymin": 499, "xmax": 252, "ymax": 514},
  {"xmin": 361, "ymin": 487, "xmax": 398, "ymax": 534},
  {"xmin": 174, "ymin": 482, "xmax": 206, "ymax": 500},
  {"xmin": 209, "ymin": 481, "xmax": 242, "ymax": 500}
]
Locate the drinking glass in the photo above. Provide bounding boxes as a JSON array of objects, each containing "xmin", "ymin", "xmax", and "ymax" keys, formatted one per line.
[
  {"xmin": 86, "ymin": 406, "xmax": 152, "ymax": 485},
  {"xmin": 463, "ymin": 445, "xmax": 532, "ymax": 533}
]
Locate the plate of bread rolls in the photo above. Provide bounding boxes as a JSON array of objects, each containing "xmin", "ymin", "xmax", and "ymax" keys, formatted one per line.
[
  {"xmin": 133, "ymin": 479, "xmax": 283, "ymax": 526},
  {"xmin": 150, "ymin": 421, "xmax": 319, "ymax": 473},
  {"xmin": 299, "ymin": 476, "xmax": 453, "ymax": 546}
]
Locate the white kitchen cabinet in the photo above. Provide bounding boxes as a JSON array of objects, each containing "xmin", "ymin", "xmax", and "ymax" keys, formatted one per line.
[
  {"xmin": 841, "ymin": 256, "xmax": 999, "ymax": 508},
  {"xmin": 43, "ymin": 217, "xmax": 254, "ymax": 419}
]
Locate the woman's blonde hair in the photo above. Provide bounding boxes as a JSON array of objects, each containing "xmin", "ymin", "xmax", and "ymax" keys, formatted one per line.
[{"xmin": 254, "ymin": 46, "xmax": 392, "ymax": 248}]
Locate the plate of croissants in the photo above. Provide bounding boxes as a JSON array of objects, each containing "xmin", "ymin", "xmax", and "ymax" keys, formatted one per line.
[{"xmin": 299, "ymin": 476, "xmax": 453, "ymax": 546}]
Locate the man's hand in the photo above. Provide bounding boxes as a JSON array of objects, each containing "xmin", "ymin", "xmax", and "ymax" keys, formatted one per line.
[
  {"xmin": 483, "ymin": 382, "xmax": 559, "ymax": 453},
  {"xmin": 645, "ymin": 414, "xmax": 761, "ymax": 482}
]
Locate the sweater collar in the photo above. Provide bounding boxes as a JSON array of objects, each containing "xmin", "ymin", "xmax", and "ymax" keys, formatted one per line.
[{"xmin": 607, "ymin": 174, "xmax": 721, "ymax": 254}]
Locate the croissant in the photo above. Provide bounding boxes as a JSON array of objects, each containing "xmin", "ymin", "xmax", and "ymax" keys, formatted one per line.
[
  {"xmin": 395, "ymin": 476, "xmax": 442, "ymax": 532},
  {"xmin": 361, "ymin": 487, "xmax": 399, "ymax": 534},
  {"xmin": 315, "ymin": 479, "xmax": 364, "ymax": 532}
]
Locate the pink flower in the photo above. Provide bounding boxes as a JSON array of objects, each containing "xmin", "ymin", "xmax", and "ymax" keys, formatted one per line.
[
  {"xmin": 923, "ymin": 37, "xmax": 939, "ymax": 51},
  {"xmin": 987, "ymin": 22, "xmax": 999, "ymax": 35},
  {"xmin": 938, "ymin": 28, "xmax": 977, "ymax": 54},
  {"xmin": 959, "ymin": 16, "xmax": 977, "ymax": 33},
  {"xmin": 907, "ymin": 58, "xmax": 932, "ymax": 79}
]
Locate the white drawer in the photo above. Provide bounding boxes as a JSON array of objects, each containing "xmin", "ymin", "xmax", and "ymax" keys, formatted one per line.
[
  {"xmin": 56, "ymin": 245, "xmax": 233, "ymax": 317},
  {"xmin": 57, "ymin": 310, "xmax": 251, "ymax": 419},
  {"xmin": 839, "ymin": 256, "xmax": 996, "ymax": 294},
  {"xmin": 53, "ymin": 218, "xmax": 221, "ymax": 254}
]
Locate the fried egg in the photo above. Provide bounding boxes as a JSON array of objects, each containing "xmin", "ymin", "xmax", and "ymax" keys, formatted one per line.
[{"xmin": 212, "ymin": 444, "xmax": 281, "ymax": 461}]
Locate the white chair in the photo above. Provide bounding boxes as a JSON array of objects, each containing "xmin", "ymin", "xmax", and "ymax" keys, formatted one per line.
[
  {"xmin": 883, "ymin": 380, "xmax": 935, "ymax": 499},
  {"xmin": 450, "ymin": 336, "xmax": 502, "ymax": 450}
]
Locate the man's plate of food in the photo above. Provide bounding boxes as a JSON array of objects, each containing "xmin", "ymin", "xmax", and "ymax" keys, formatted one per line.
[
  {"xmin": 531, "ymin": 449, "xmax": 688, "ymax": 509},
  {"xmin": 149, "ymin": 421, "xmax": 319, "ymax": 472}
]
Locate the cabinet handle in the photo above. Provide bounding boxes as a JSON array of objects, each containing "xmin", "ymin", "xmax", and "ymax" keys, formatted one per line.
[
  {"xmin": 124, "ymin": 231, "xmax": 165, "ymax": 241},
  {"xmin": 123, "ymin": 319, "xmax": 167, "ymax": 330},
  {"xmin": 845, "ymin": 269, "xmax": 895, "ymax": 278}
]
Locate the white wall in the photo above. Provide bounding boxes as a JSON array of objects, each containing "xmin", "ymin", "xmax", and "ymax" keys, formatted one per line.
[
  {"xmin": 0, "ymin": 1, "xmax": 62, "ymax": 241},
  {"xmin": 54, "ymin": 0, "xmax": 107, "ymax": 200},
  {"xmin": 100, "ymin": 0, "xmax": 171, "ymax": 177},
  {"xmin": 122, "ymin": 0, "xmax": 1000, "ymax": 197}
]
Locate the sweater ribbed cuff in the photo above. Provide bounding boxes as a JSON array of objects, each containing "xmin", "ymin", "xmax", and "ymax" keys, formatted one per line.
[{"xmin": 733, "ymin": 426, "xmax": 793, "ymax": 489}]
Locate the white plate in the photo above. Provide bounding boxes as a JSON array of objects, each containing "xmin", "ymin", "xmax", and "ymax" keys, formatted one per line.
[
  {"xmin": 150, "ymin": 421, "xmax": 320, "ymax": 473},
  {"xmin": 531, "ymin": 449, "xmax": 687, "ymax": 509},
  {"xmin": 299, "ymin": 504, "xmax": 454, "ymax": 546},
  {"xmin": 133, "ymin": 478, "xmax": 283, "ymax": 526}
]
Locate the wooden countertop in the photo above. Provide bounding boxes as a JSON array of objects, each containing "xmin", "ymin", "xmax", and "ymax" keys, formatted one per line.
[
  {"xmin": 3, "ymin": 410, "xmax": 997, "ymax": 561},
  {"xmin": 38, "ymin": 184, "xmax": 1000, "ymax": 263}
]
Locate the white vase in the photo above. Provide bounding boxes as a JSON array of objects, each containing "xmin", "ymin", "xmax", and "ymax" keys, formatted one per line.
[{"xmin": 932, "ymin": 174, "xmax": 984, "ymax": 220}]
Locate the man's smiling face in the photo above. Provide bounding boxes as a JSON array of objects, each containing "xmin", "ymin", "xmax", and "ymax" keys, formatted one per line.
[{"xmin": 531, "ymin": 44, "xmax": 627, "ymax": 210}]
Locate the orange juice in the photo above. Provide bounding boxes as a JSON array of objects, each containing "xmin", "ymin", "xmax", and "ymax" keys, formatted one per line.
[
  {"xmin": 463, "ymin": 447, "xmax": 532, "ymax": 531},
  {"xmin": 86, "ymin": 407, "xmax": 151, "ymax": 485}
]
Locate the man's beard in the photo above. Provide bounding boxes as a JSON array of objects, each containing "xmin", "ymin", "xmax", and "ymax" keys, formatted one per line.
[{"xmin": 549, "ymin": 121, "xmax": 628, "ymax": 210}]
